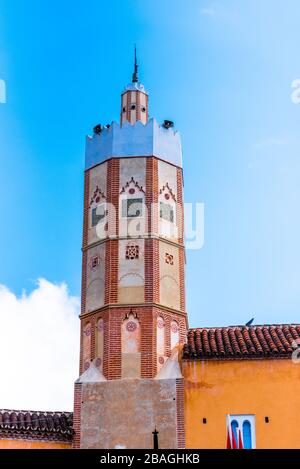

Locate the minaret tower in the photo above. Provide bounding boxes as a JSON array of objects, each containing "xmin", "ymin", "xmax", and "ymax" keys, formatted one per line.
[{"xmin": 73, "ymin": 51, "xmax": 187, "ymax": 449}]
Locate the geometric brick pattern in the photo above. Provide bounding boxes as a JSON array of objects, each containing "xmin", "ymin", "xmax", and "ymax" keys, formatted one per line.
[
  {"xmin": 176, "ymin": 379, "xmax": 185, "ymax": 449},
  {"xmin": 72, "ymin": 383, "xmax": 82, "ymax": 449},
  {"xmin": 80, "ymin": 306, "xmax": 187, "ymax": 379},
  {"xmin": 79, "ymin": 155, "xmax": 188, "ymax": 379}
]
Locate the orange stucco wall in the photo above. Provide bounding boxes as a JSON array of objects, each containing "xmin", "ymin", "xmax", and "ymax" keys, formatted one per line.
[
  {"xmin": 183, "ymin": 359, "xmax": 300, "ymax": 449},
  {"xmin": 0, "ymin": 439, "xmax": 71, "ymax": 449}
]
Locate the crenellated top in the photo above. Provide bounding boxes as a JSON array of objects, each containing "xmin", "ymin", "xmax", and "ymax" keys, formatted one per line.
[{"xmin": 85, "ymin": 118, "xmax": 183, "ymax": 170}]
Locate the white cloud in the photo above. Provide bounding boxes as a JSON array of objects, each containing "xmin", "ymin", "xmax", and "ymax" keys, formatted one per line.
[
  {"xmin": 253, "ymin": 138, "xmax": 285, "ymax": 149},
  {"xmin": 0, "ymin": 279, "xmax": 80, "ymax": 412},
  {"xmin": 200, "ymin": 7, "xmax": 215, "ymax": 16}
]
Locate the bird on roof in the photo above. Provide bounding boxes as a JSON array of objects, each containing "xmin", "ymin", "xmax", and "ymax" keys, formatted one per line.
[{"xmin": 245, "ymin": 318, "xmax": 254, "ymax": 327}]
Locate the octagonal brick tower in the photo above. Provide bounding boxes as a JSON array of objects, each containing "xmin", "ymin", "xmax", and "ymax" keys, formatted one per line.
[{"xmin": 73, "ymin": 53, "xmax": 187, "ymax": 449}]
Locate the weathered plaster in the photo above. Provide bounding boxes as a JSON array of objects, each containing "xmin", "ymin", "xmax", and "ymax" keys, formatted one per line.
[
  {"xmin": 86, "ymin": 244, "xmax": 105, "ymax": 313},
  {"xmin": 159, "ymin": 242, "xmax": 180, "ymax": 310},
  {"xmin": 80, "ymin": 379, "xmax": 178, "ymax": 449},
  {"xmin": 88, "ymin": 162, "xmax": 107, "ymax": 245},
  {"xmin": 118, "ymin": 239, "xmax": 145, "ymax": 304}
]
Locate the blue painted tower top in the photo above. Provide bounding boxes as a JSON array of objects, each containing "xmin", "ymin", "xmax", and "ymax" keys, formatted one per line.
[{"xmin": 85, "ymin": 48, "xmax": 182, "ymax": 169}]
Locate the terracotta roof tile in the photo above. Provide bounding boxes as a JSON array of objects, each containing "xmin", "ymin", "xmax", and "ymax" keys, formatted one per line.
[
  {"xmin": 0, "ymin": 410, "xmax": 73, "ymax": 442},
  {"xmin": 183, "ymin": 324, "xmax": 300, "ymax": 360}
]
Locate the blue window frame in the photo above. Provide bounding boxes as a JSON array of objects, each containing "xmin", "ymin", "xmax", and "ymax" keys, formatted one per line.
[
  {"xmin": 242, "ymin": 421, "xmax": 252, "ymax": 449},
  {"xmin": 227, "ymin": 414, "xmax": 255, "ymax": 449}
]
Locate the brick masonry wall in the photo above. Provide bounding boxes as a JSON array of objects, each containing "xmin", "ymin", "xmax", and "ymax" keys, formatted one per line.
[
  {"xmin": 176, "ymin": 378, "xmax": 186, "ymax": 449},
  {"xmin": 136, "ymin": 91, "xmax": 141, "ymax": 122},
  {"xmin": 79, "ymin": 304, "xmax": 187, "ymax": 380},
  {"xmin": 104, "ymin": 158, "xmax": 120, "ymax": 306},
  {"xmin": 144, "ymin": 238, "xmax": 160, "ymax": 303},
  {"xmin": 146, "ymin": 156, "xmax": 158, "ymax": 234},
  {"xmin": 176, "ymin": 167, "xmax": 184, "ymax": 245},
  {"xmin": 73, "ymin": 383, "xmax": 83, "ymax": 449},
  {"xmin": 81, "ymin": 170, "xmax": 90, "ymax": 316},
  {"xmin": 126, "ymin": 92, "xmax": 130, "ymax": 123},
  {"xmin": 79, "ymin": 320, "xmax": 84, "ymax": 375},
  {"xmin": 179, "ymin": 247, "xmax": 186, "ymax": 313},
  {"xmin": 107, "ymin": 158, "xmax": 120, "ymax": 237},
  {"xmin": 104, "ymin": 240, "xmax": 119, "ymax": 305},
  {"xmin": 79, "ymin": 169, "xmax": 89, "ymax": 373},
  {"xmin": 102, "ymin": 310, "xmax": 109, "ymax": 379},
  {"xmin": 145, "ymin": 157, "xmax": 159, "ymax": 304},
  {"xmin": 82, "ymin": 170, "xmax": 90, "ymax": 249},
  {"xmin": 177, "ymin": 167, "xmax": 186, "ymax": 313}
]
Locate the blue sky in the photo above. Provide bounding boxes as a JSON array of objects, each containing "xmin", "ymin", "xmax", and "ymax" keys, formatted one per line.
[{"xmin": 1, "ymin": 0, "xmax": 300, "ymax": 328}]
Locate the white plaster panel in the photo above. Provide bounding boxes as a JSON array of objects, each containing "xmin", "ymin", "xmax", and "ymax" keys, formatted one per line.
[
  {"xmin": 89, "ymin": 162, "xmax": 107, "ymax": 199},
  {"xmin": 139, "ymin": 93, "xmax": 147, "ymax": 124},
  {"xmin": 95, "ymin": 318, "xmax": 104, "ymax": 373},
  {"xmin": 88, "ymin": 162, "xmax": 107, "ymax": 246},
  {"xmin": 119, "ymin": 158, "xmax": 146, "ymax": 237},
  {"xmin": 158, "ymin": 159, "xmax": 177, "ymax": 199},
  {"xmin": 157, "ymin": 316, "xmax": 167, "ymax": 372},
  {"xmin": 130, "ymin": 92, "xmax": 137, "ymax": 125},
  {"xmin": 119, "ymin": 157, "xmax": 146, "ymax": 191},
  {"xmin": 122, "ymin": 315, "xmax": 141, "ymax": 354},
  {"xmin": 130, "ymin": 112, "xmax": 136, "ymax": 125},
  {"xmin": 82, "ymin": 323, "xmax": 91, "ymax": 368},
  {"xmin": 118, "ymin": 239, "xmax": 144, "ymax": 287},
  {"xmin": 159, "ymin": 242, "xmax": 180, "ymax": 310},
  {"xmin": 170, "ymin": 320, "xmax": 180, "ymax": 350},
  {"xmin": 86, "ymin": 244, "xmax": 105, "ymax": 313},
  {"xmin": 158, "ymin": 160, "xmax": 178, "ymax": 241},
  {"xmin": 140, "ymin": 93, "xmax": 146, "ymax": 107}
]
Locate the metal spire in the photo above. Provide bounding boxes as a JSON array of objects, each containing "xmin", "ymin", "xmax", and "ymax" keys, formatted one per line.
[{"xmin": 132, "ymin": 45, "xmax": 138, "ymax": 83}]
